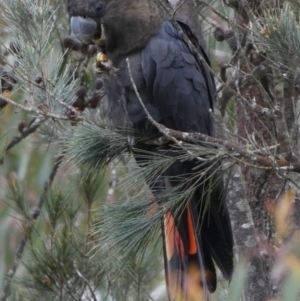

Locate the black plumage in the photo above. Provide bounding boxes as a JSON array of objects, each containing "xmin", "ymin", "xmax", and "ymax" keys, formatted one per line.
[{"xmin": 68, "ymin": 0, "xmax": 233, "ymax": 298}]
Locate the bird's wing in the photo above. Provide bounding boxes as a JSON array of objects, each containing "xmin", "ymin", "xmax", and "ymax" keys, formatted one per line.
[
  {"xmin": 141, "ymin": 20, "xmax": 215, "ymax": 135},
  {"xmin": 141, "ymin": 20, "xmax": 233, "ymax": 297}
]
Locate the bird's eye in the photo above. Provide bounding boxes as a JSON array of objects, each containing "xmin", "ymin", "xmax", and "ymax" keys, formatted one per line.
[{"xmin": 95, "ymin": 3, "xmax": 104, "ymax": 12}]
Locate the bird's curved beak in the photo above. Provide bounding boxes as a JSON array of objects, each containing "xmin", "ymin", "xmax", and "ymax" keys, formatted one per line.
[
  {"xmin": 71, "ymin": 16, "xmax": 98, "ymax": 43},
  {"xmin": 70, "ymin": 16, "xmax": 106, "ymax": 46}
]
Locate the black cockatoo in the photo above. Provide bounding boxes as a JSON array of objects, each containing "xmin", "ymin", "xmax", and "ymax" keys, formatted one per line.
[{"xmin": 68, "ymin": 0, "xmax": 233, "ymax": 299}]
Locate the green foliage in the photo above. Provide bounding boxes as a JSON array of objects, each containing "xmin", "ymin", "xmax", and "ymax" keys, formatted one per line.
[
  {"xmin": 2, "ymin": 0, "xmax": 78, "ymax": 119},
  {"xmin": 61, "ymin": 123, "xmax": 130, "ymax": 176},
  {"xmin": 260, "ymin": 2, "xmax": 300, "ymax": 67},
  {"xmin": 5, "ymin": 182, "xmax": 30, "ymax": 219},
  {"xmin": 14, "ymin": 188, "xmax": 105, "ymax": 300}
]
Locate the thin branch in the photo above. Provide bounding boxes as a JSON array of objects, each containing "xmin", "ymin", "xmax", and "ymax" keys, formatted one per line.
[
  {"xmin": 156, "ymin": 0, "xmax": 173, "ymax": 14},
  {"xmin": 4, "ymin": 118, "xmax": 43, "ymax": 153},
  {"xmin": 172, "ymin": 0, "xmax": 187, "ymax": 18},
  {"xmin": 218, "ymin": 61, "xmax": 273, "ymax": 116},
  {"xmin": 273, "ymin": 67, "xmax": 296, "ymax": 161},
  {"xmin": 126, "ymin": 58, "xmax": 209, "ymax": 164},
  {"xmin": 125, "ymin": 59, "xmax": 296, "ymax": 172},
  {"xmin": 168, "ymin": 16, "xmax": 273, "ymax": 120},
  {"xmin": 73, "ymin": 261, "xmax": 98, "ymax": 301},
  {"xmin": 196, "ymin": 0, "xmax": 230, "ymax": 23},
  {"xmin": 0, "ymin": 94, "xmax": 82, "ymax": 121}
]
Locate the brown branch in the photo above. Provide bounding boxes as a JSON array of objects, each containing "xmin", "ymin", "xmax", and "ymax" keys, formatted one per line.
[
  {"xmin": 73, "ymin": 261, "xmax": 97, "ymax": 301},
  {"xmin": 126, "ymin": 58, "xmax": 208, "ymax": 164},
  {"xmin": 168, "ymin": 16, "xmax": 274, "ymax": 123},
  {"xmin": 0, "ymin": 94, "xmax": 82, "ymax": 121},
  {"xmin": 219, "ymin": 61, "xmax": 273, "ymax": 116},
  {"xmin": 151, "ymin": 124, "xmax": 294, "ymax": 170},
  {"xmin": 195, "ymin": 0, "xmax": 230, "ymax": 23},
  {"xmin": 125, "ymin": 58, "xmax": 295, "ymax": 172},
  {"xmin": 4, "ymin": 118, "xmax": 43, "ymax": 153},
  {"xmin": 225, "ymin": 165, "xmax": 268, "ymax": 301},
  {"xmin": 273, "ymin": 67, "xmax": 296, "ymax": 162}
]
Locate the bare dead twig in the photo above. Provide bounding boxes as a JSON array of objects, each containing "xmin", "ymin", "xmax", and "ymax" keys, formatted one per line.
[
  {"xmin": 273, "ymin": 67, "xmax": 296, "ymax": 161},
  {"xmin": 172, "ymin": 0, "xmax": 187, "ymax": 18},
  {"xmin": 169, "ymin": 16, "xmax": 274, "ymax": 120},
  {"xmin": 73, "ymin": 261, "xmax": 98, "ymax": 301},
  {"xmin": 219, "ymin": 61, "xmax": 273, "ymax": 116},
  {"xmin": 126, "ymin": 58, "xmax": 210, "ymax": 164},
  {"xmin": 195, "ymin": 0, "xmax": 229, "ymax": 23},
  {"xmin": 0, "ymin": 94, "xmax": 82, "ymax": 121},
  {"xmin": 125, "ymin": 58, "xmax": 297, "ymax": 172},
  {"xmin": 4, "ymin": 118, "xmax": 43, "ymax": 153}
]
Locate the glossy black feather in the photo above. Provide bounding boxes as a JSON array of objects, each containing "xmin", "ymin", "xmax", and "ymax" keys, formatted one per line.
[{"xmin": 141, "ymin": 21, "xmax": 214, "ymax": 135}]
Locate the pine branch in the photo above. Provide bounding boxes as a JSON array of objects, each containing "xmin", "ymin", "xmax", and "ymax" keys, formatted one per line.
[
  {"xmin": 0, "ymin": 154, "xmax": 63, "ymax": 301},
  {"xmin": 218, "ymin": 61, "xmax": 273, "ymax": 116},
  {"xmin": 3, "ymin": 118, "xmax": 43, "ymax": 154},
  {"xmin": 0, "ymin": 94, "xmax": 82, "ymax": 122},
  {"xmin": 73, "ymin": 261, "xmax": 97, "ymax": 301}
]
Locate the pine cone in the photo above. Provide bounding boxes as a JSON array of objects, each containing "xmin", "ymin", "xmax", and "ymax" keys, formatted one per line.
[
  {"xmin": 76, "ymin": 86, "xmax": 87, "ymax": 99},
  {"xmin": 35, "ymin": 75, "xmax": 43, "ymax": 84},
  {"xmin": 0, "ymin": 66, "xmax": 17, "ymax": 92},
  {"xmin": 72, "ymin": 98, "xmax": 85, "ymax": 111},
  {"xmin": 18, "ymin": 121, "xmax": 28, "ymax": 133},
  {"xmin": 88, "ymin": 92, "xmax": 102, "ymax": 108},
  {"xmin": 224, "ymin": 29, "xmax": 238, "ymax": 52},
  {"xmin": 213, "ymin": 27, "xmax": 225, "ymax": 42},
  {"xmin": 0, "ymin": 96, "xmax": 7, "ymax": 109},
  {"xmin": 95, "ymin": 78, "xmax": 104, "ymax": 90},
  {"xmin": 63, "ymin": 37, "xmax": 82, "ymax": 51},
  {"xmin": 2, "ymin": 81, "xmax": 13, "ymax": 92}
]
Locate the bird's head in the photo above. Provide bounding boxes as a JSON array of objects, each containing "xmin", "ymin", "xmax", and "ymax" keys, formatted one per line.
[{"xmin": 68, "ymin": 0, "xmax": 164, "ymax": 57}]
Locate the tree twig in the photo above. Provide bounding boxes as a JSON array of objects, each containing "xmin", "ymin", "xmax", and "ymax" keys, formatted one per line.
[
  {"xmin": 73, "ymin": 260, "xmax": 98, "ymax": 301},
  {"xmin": 125, "ymin": 59, "xmax": 297, "ymax": 172},
  {"xmin": 126, "ymin": 58, "xmax": 211, "ymax": 164},
  {"xmin": 5, "ymin": 118, "xmax": 43, "ymax": 152},
  {"xmin": 0, "ymin": 94, "xmax": 82, "ymax": 121}
]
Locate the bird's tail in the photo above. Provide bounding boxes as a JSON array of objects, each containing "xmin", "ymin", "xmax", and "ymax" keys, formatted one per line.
[{"xmin": 162, "ymin": 199, "xmax": 217, "ymax": 301}]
